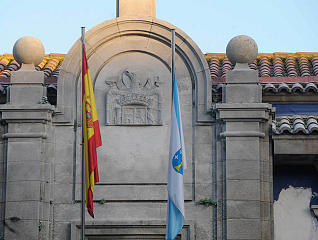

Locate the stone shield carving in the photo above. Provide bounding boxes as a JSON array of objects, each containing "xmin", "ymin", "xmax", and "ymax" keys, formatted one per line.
[{"xmin": 105, "ymin": 69, "xmax": 162, "ymax": 125}]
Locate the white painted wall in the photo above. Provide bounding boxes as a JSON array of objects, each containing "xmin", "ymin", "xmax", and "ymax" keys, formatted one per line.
[{"xmin": 274, "ymin": 186, "xmax": 318, "ymax": 240}]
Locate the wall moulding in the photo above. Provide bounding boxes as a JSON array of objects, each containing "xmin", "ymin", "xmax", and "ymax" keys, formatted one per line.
[{"xmin": 70, "ymin": 221, "xmax": 194, "ymax": 240}]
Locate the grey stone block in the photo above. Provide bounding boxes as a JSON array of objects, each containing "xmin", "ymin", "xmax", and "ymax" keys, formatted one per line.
[
  {"xmin": 226, "ymin": 180, "xmax": 260, "ymax": 201},
  {"xmin": 196, "ymin": 126, "xmax": 212, "ymax": 144},
  {"xmin": 226, "ymin": 84, "xmax": 261, "ymax": 103},
  {"xmin": 261, "ymin": 220, "xmax": 271, "ymax": 240},
  {"xmin": 226, "ymin": 138, "xmax": 259, "ymax": 161},
  {"xmin": 2, "ymin": 110, "xmax": 52, "ymax": 122},
  {"xmin": 196, "ymin": 162, "xmax": 212, "ymax": 183},
  {"xmin": 226, "ymin": 122, "xmax": 259, "ymax": 132},
  {"xmin": 54, "ymin": 163, "xmax": 73, "ymax": 184},
  {"xmin": 4, "ymin": 219, "xmax": 39, "ymax": 240},
  {"xmin": 54, "ymin": 204, "xmax": 81, "ymax": 222},
  {"xmin": 6, "ymin": 181, "xmax": 41, "ymax": 201},
  {"xmin": 195, "ymin": 143, "xmax": 212, "ymax": 164},
  {"xmin": 194, "ymin": 220, "xmax": 213, "ymax": 240},
  {"xmin": 54, "ymin": 143, "xmax": 73, "ymax": 166},
  {"xmin": 274, "ymin": 138, "xmax": 318, "ymax": 155},
  {"xmin": 226, "ymin": 69, "xmax": 258, "ymax": 84},
  {"xmin": 260, "ymin": 160, "xmax": 270, "ymax": 182},
  {"xmin": 260, "ymin": 182, "xmax": 270, "ymax": 202},
  {"xmin": 8, "ymin": 122, "xmax": 45, "ymax": 134},
  {"xmin": 6, "ymin": 201, "xmax": 40, "ymax": 220},
  {"xmin": 54, "ymin": 183, "xmax": 73, "ymax": 203},
  {"xmin": 55, "ymin": 126, "xmax": 74, "ymax": 145},
  {"xmin": 227, "ymin": 219, "xmax": 261, "ymax": 239},
  {"xmin": 7, "ymin": 142, "xmax": 42, "ymax": 162},
  {"xmin": 194, "ymin": 183, "xmax": 212, "ymax": 201},
  {"xmin": 74, "ymin": 183, "xmax": 192, "ymax": 201},
  {"xmin": 53, "ymin": 222, "xmax": 70, "ymax": 240},
  {"xmin": 260, "ymin": 202, "xmax": 271, "ymax": 220},
  {"xmin": 227, "ymin": 200, "xmax": 260, "ymax": 219},
  {"xmin": 11, "ymin": 70, "xmax": 44, "ymax": 84},
  {"xmin": 10, "ymin": 85, "xmax": 46, "ymax": 104},
  {"xmin": 226, "ymin": 159, "xmax": 260, "ymax": 180},
  {"xmin": 216, "ymin": 103, "xmax": 271, "ymax": 120},
  {"xmin": 7, "ymin": 161, "xmax": 49, "ymax": 181}
]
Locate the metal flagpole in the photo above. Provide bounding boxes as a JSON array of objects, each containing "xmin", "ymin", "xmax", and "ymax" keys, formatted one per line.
[
  {"xmin": 81, "ymin": 26, "xmax": 86, "ymax": 240},
  {"xmin": 171, "ymin": 29, "xmax": 176, "ymax": 99}
]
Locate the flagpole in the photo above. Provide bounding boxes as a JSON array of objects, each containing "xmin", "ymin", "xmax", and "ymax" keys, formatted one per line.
[
  {"xmin": 171, "ymin": 29, "xmax": 175, "ymax": 101},
  {"xmin": 81, "ymin": 26, "xmax": 86, "ymax": 240}
]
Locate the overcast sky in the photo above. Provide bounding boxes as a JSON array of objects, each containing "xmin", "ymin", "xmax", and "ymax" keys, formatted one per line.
[{"xmin": 1, "ymin": 0, "xmax": 317, "ymax": 54}]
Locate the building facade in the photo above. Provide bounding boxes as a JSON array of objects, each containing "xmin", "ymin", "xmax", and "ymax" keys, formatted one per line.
[{"xmin": 0, "ymin": 0, "xmax": 317, "ymax": 239}]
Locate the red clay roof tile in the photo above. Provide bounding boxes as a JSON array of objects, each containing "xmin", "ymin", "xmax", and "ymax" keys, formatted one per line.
[
  {"xmin": 1, "ymin": 52, "xmax": 318, "ymax": 85},
  {"xmin": 0, "ymin": 53, "xmax": 65, "ymax": 81},
  {"xmin": 206, "ymin": 52, "xmax": 318, "ymax": 83}
]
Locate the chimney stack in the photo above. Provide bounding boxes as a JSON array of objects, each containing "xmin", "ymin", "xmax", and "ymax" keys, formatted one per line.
[{"xmin": 117, "ymin": 0, "xmax": 156, "ymax": 18}]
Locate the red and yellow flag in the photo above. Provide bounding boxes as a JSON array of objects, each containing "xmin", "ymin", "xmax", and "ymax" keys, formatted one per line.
[{"xmin": 82, "ymin": 44, "xmax": 102, "ymax": 218}]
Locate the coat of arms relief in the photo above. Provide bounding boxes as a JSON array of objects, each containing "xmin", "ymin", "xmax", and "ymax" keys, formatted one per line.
[{"xmin": 105, "ymin": 69, "xmax": 162, "ymax": 125}]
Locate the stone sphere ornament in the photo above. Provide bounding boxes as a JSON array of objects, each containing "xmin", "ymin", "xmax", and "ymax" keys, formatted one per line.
[
  {"xmin": 13, "ymin": 36, "xmax": 45, "ymax": 66},
  {"xmin": 226, "ymin": 35, "xmax": 258, "ymax": 65}
]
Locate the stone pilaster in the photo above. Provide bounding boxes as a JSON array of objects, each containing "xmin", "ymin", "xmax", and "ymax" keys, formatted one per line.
[
  {"xmin": 0, "ymin": 68, "xmax": 54, "ymax": 239},
  {"xmin": 215, "ymin": 66, "xmax": 273, "ymax": 240}
]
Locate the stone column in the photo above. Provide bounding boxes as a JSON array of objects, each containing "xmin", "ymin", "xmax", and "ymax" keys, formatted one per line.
[
  {"xmin": 0, "ymin": 36, "xmax": 54, "ymax": 239},
  {"xmin": 216, "ymin": 36, "xmax": 274, "ymax": 240}
]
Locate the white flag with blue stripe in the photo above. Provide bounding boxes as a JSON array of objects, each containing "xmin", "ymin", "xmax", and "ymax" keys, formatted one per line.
[{"xmin": 166, "ymin": 71, "xmax": 187, "ymax": 240}]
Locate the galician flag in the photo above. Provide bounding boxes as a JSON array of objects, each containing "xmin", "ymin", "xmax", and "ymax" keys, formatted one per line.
[
  {"xmin": 166, "ymin": 71, "xmax": 187, "ymax": 240},
  {"xmin": 82, "ymin": 43, "xmax": 102, "ymax": 218}
]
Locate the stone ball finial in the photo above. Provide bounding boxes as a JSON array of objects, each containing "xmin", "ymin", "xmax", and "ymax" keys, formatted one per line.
[
  {"xmin": 13, "ymin": 36, "xmax": 45, "ymax": 66},
  {"xmin": 226, "ymin": 35, "xmax": 258, "ymax": 65}
]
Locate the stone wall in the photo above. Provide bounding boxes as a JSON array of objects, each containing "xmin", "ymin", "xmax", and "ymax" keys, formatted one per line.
[{"xmin": 51, "ymin": 16, "xmax": 213, "ymax": 240}]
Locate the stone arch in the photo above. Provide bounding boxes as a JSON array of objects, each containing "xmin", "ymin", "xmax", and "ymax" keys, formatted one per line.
[{"xmin": 53, "ymin": 17, "xmax": 211, "ymax": 123}]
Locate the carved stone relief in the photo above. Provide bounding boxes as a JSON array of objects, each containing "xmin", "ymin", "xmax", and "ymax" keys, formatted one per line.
[{"xmin": 105, "ymin": 69, "xmax": 162, "ymax": 125}]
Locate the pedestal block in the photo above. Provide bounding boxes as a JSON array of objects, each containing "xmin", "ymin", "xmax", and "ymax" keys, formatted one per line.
[
  {"xmin": 216, "ymin": 67, "xmax": 274, "ymax": 240},
  {"xmin": 0, "ymin": 69, "xmax": 54, "ymax": 239}
]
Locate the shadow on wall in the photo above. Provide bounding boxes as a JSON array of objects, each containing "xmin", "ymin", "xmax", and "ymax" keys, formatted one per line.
[{"xmin": 274, "ymin": 165, "xmax": 318, "ymax": 205}]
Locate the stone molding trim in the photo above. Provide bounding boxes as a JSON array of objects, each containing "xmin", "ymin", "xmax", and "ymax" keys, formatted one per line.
[
  {"xmin": 215, "ymin": 103, "xmax": 274, "ymax": 121},
  {"xmin": 55, "ymin": 16, "xmax": 211, "ymax": 123},
  {"xmin": 220, "ymin": 130, "xmax": 265, "ymax": 138},
  {"xmin": 2, "ymin": 132, "xmax": 47, "ymax": 139},
  {"xmin": 70, "ymin": 220, "xmax": 194, "ymax": 240},
  {"xmin": 312, "ymin": 205, "xmax": 318, "ymax": 217}
]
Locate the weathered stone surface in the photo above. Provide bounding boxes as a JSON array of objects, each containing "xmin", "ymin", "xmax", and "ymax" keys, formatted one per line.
[
  {"xmin": 274, "ymin": 136, "xmax": 318, "ymax": 154},
  {"xmin": 117, "ymin": 0, "xmax": 156, "ymax": 18},
  {"xmin": 226, "ymin": 159, "xmax": 260, "ymax": 180},
  {"xmin": 5, "ymin": 201, "xmax": 48, "ymax": 220},
  {"xmin": 13, "ymin": 36, "xmax": 44, "ymax": 66},
  {"xmin": 226, "ymin": 35, "xmax": 258, "ymax": 65},
  {"xmin": 226, "ymin": 84, "xmax": 262, "ymax": 103},
  {"xmin": 216, "ymin": 48, "xmax": 273, "ymax": 240},
  {"xmin": 7, "ymin": 141, "xmax": 42, "ymax": 162},
  {"xmin": 227, "ymin": 180, "xmax": 260, "ymax": 201},
  {"xmin": 226, "ymin": 138, "xmax": 259, "ymax": 161},
  {"xmin": 4, "ymin": 220, "xmax": 39, "ymax": 240},
  {"xmin": 6, "ymin": 181, "xmax": 41, "ymax": 201},
  {"xmin": 227, "ymin": 200, "xmax": 260, "ymax": 219},
  {"xmin": 227, "ymin": 219, "xmax": 261, "ymax": 239}
]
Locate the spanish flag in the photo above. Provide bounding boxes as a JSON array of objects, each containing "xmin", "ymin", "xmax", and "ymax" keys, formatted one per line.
[{"xmin": 82, "ymin": 44, "xmax": 102, "ymax": 218}]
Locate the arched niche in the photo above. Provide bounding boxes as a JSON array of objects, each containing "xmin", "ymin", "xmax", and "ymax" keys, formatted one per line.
[
  {"xmin": 54, "ymin": 16, "xmax": 211, "ymax": 124},
  {"xmin": 55, "ymin": 16, "xmax": 212, "ymax": 195}
]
